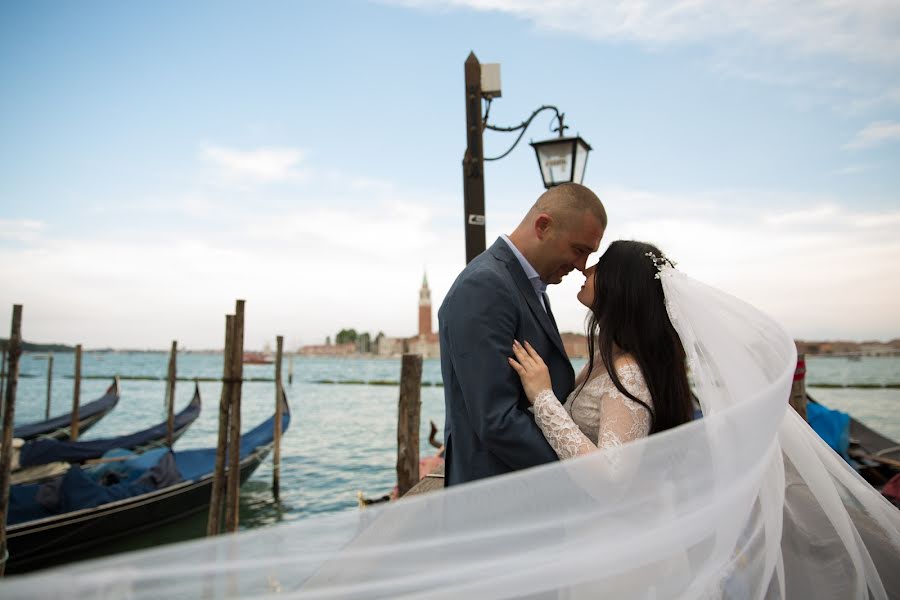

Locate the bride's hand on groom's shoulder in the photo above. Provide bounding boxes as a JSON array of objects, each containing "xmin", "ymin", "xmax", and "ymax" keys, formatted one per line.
[{"xmin": 508, "ymin": 340, "xmax": 552, "ymax": 405}]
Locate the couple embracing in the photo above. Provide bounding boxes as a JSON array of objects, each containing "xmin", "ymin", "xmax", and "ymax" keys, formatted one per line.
[
  {"xmin": 433, "ymin": 183, "xmax": 899, "ymax": 597},
  {"xmin": 439, "ymin": 183, "xmax": 692, "ymax": 484}
]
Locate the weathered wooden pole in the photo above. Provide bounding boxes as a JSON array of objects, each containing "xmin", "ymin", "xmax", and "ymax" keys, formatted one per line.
[
  {"xmin": 70, "ymin": 344, "xmax": 82, "ymax": 441},
  {"xmin": 0, "ymin": 305, "xmax": 23, "ymax": 576},
  {"xmin": 463, "ymin": 51, "xmax": 487, "ymax": 264},
  {"xmin": 273, "ymin": 336, "xmax": 284, "ymax": 501},
  {"xmin": 165, "ymin": 340, "xmax": 177, "ymax": 447},
  {"xmin": 0, "ymin": 346, "xmax": 6, "ymax": 412},
  {"xmin": 225, "ymin": 300, "xmax": 245, "ymax": 533},
  {"xmin": 288, "ymin": 353, "xmax": 293, "ymax": 385},
  {"xmin": 790, "ymin": 353, "xmax": 807, "ymax": 421},
  {"xmin": 207, "ymin": 315, "xmax": 234, "ymax": 537},
  {"xmin": 45, "ymin": 353, "xmax": 54, "ymax": 420},
  {"xmin": 396, "ymin": 353, "xmax": 423, "ymax": 497}
]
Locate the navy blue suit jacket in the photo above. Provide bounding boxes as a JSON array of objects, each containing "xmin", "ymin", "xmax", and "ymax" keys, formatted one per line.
[{"xmin": 439, "ymin": 238, "xmax": 576, "ymax": 486}]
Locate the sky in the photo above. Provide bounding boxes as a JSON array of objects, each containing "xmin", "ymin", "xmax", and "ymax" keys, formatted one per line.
[{"xmin": 1, "ymin": 0, "xmax": 899, "ymax": 350}]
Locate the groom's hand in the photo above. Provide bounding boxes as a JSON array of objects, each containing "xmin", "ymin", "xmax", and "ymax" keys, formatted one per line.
[{"xmin": 508, "ymin": 340, "xmax": 553, "ymax": 405}]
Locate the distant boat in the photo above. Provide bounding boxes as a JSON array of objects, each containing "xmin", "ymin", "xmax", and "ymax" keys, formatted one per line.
[
  {"xmin": 5, "ymin": 388, "xmax": 291, "ymax": 573},
  {"xmin": 242, "ymin": 351, "xmax": 273, "ymax": 364},
  {"xmin": 12, "ymin": 379, "xmax": 120, "ymax": 442},
  {"xmin": 12, "ymin": 383, "xmax": 202, "ymax": 485}
]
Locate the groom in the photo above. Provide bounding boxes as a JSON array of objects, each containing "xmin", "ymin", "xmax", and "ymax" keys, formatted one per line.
[{"xmin": 439, "ymin": 183, "xmax": 607, "ymax": 486}]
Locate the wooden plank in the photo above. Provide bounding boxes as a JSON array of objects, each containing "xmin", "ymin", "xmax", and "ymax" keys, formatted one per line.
[
  {"xmin": 859, "ymin": 453, "xmax": 900, "ymax": 470},
  {"xmin": 403, "ymin": 463, "xmax": 445, "ymax": 497}
]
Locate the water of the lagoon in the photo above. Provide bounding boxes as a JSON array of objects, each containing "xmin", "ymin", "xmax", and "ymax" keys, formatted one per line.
[{"xmin": 7, "ymin": 352, "xmax": 900, "ymax": 569}]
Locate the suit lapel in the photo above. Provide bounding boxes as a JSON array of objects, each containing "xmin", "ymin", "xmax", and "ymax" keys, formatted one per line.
[
  {"xmin": 543, "ymin": 292, "xmax": 559, "ymax": 330},
  {"xmin": 488, "ymin": 239, "xmax": 569, "ymax": 359}
]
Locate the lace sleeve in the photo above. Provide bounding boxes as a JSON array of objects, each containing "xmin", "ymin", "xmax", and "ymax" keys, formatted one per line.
[
  {"xmin": 597, "ymin": 363, "xmax": 653, "ymax": 451},
  {"xmin": 532, "ymin": 390, "xmax": 596, "ymax": 460}
]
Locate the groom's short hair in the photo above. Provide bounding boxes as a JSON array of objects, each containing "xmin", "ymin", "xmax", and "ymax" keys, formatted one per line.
[{"xmin": 529, "ymin": 183, "xmax": 607, "ymax": 231}]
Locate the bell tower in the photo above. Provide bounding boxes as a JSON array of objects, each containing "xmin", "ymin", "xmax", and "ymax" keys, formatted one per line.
[{"xmin": 418, "ymin": 272, "xmax": 432, "ymax": 337}]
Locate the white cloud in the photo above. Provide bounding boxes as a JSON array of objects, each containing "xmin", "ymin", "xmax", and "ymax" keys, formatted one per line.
[
  {"xmin": 834, "ymin": 164, "xmax": 876, "ymax": 176},
  {"xmin": 0, "ymin": 219, "xmax": 45, "ymax": 242},
  {"xmin": 764, "ymin": 205, "xmax": 840, "ymax": 226},
  {"xmin": 845, "ymin": 87, "xmax": 900, "ymax": 114},
  {"xmin": 393, "ymin": 0, "xmax": 900, "ymax": 64},
  {"xmin": 844, "ymin": 121, "xmax": 900, "ymax": 150},
  {"xmin": 0, "ymin": 179, "xmax": 466, "ymax": 350},
  {"xmin": 200, "ymin": 144, "xmax": 308, "ymax": 183}
]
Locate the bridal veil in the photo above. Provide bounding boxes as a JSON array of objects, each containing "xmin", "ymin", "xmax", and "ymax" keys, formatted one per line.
[{"xmin": 5, "ymin": 267, "xmax": 899, "ymax": 599}]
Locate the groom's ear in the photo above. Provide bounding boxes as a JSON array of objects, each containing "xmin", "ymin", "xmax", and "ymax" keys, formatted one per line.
[{"xmin": 534, "ymin": 213, "xmax": 553, "ymax": 239}]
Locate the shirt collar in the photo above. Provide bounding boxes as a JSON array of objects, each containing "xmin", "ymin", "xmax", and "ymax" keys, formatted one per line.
[{"xmin": 500, "ymin": 235, "xmax": 547, "ymax": 295}]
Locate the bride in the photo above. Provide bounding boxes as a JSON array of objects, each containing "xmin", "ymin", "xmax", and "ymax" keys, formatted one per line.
[
  {"xmin": 509, "ymin": 240, "xmax": 694, "ymax": 459},
  {"xmin": 5, "ymin": 243, "xmax": 900, "ymax": 599}
]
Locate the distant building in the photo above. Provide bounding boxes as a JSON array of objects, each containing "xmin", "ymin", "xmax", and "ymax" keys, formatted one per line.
[
  {"xmin": 794, "ymin": 339, "xmax": 899, "ymax": 357},
  {"xmin": 376, "ymin": 335, "xmax": 406, "ymax": 357},
  {"xmin": 299, "ymin": 342, "xmax": 356, "ymax": 356},
  {"xmin": 407, "ymin": 272, "xmax": 440, "ymax": 358},
  {"xmin": 560, "ymin": 332, "xmax": 588, "ymax": 359},
  {"xmin": 858, "ymin": 343, "xmax": 899, "ymax": 357}
]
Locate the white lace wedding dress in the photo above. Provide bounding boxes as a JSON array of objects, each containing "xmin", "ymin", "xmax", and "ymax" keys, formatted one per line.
[{"xmin": 533, "ymin": 360, "xmax": 653, "ymax": 459}]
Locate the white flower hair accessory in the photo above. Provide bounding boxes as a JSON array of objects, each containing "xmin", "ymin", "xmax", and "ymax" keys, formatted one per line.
[{"xmin": 645, "ymin": 251, "xmax": 677, "ymax": 279}]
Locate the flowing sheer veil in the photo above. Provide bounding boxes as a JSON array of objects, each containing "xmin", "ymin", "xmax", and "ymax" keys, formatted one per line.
[{"xmin": 6, "ymin": 268, "xmax": 900, "ymax": 599}]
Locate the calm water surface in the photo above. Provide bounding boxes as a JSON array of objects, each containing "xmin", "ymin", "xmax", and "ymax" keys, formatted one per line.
[{"xmin": 8, "ymin": 352, "xmax": 899, "ymax": 567}]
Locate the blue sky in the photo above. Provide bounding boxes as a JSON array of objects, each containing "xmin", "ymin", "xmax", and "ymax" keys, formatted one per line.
[{"xmin": 1, "ymin": 1, "xmax": 898, "ymax": 349}]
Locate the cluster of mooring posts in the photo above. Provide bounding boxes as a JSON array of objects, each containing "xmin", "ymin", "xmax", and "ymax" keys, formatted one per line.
[
  {"xmin": 201, "ymin": 299, "xmax": 287, "ymax": 535},
  {"xmin": 0, "ymin": 301, "xmax": 291, "ymax": 573}
]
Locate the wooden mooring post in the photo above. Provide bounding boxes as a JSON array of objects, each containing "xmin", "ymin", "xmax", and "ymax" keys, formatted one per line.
[
  {"xmin": 1, "ymin": 305, "xmax": 23, "ymax": 576},
  {"xmin": 45, "ymin": 353, "xmax": 53, "ymax": 420},
  {"xmin": 288, "ymin": 353, "xmax": 293, "ymax": 385},
  {"xmin": 165, "ymin": 341, "xmax": 177, "ymax": 447},
  {"xmin": 70, "ymin": 344, "xmax": 82, "ymax": 441},
  {"xmin": 273, "ymin": 336, "xmax": 284, "ymax": 501},
  {"xmin": 0, "ymin": 346, "xmax": 6, "ymax": 411},
  {"xmin": 225, "ymin": 300, "xmax": 245, "ymax": 533},
  {"xmin": 396, "ymin": 354, "xmax": 423, "ymax": 497},
  {"xmin": 207, "ymin": 315, "xmax": 234, "ymax": 537},
  {"xmin": 790, "ymin": 353, "xmax": 807, "ymax": 421}
]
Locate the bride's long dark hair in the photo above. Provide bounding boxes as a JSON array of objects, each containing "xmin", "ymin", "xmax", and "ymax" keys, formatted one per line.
[{"xmin": 577, "ymin": 240, "xmax": 693, "ymax": 434}]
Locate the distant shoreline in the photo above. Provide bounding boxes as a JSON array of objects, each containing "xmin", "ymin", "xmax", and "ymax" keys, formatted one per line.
[{"xmin": 4, "ymin": 339, "xmax": 899, "ymax": 358}]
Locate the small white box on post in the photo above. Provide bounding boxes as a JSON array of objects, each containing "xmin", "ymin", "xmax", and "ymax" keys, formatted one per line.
[{"xmin": 480, "ymin": 63, "xmax": 501, "ymax": 98}]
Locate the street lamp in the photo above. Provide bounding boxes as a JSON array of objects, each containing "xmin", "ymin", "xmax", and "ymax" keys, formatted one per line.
[
  {"xmin": 530, "ymin": 132, "xmax": 592, "ymax": 190},
  {"xmin": 462, "ymin": 52, "xmax": 592, "ymax": 264}
]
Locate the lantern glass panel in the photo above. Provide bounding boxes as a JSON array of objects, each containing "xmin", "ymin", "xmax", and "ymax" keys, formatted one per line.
[
  {"xmin": 535, "ymin": 139, "xmax": 575, "ymax": 187},
  {"xmin": 573, "ymin": 138, "xmax": 590, "ymax": 184}
]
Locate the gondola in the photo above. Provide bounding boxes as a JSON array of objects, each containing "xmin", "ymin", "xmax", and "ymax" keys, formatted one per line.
[
  {"xmin": 12, "ymin": 379, "xmax": 120, "ymax": 442},
  {"xmin": 807, "ymin": 393, "xmax": 900, "ymax": 505},
  {"xmin": 5, "ymin": 389, "xmax": 290, "ymax": 573},
  {"xmin": 844, "ymin": 404, "xmax": 900, "ymax": 492},
  {"xmin": 11, "ymin": 382, "xmax": 202, "ymax": 485}
]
